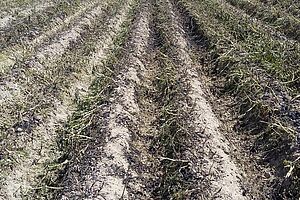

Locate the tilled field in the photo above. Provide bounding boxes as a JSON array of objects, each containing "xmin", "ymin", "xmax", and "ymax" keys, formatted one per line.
[{"xmin": 0, "ymin": 0, "xmax": 299, "ymax": 199}]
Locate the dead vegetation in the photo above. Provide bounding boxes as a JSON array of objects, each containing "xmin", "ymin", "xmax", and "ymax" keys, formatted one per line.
[
  {"xmin": 0, "ymin": 0, "xmax": 137, "ymax": 198},
  {"xmin": 177, "ymin": 0, "xmax": 300, "ymax": 198},
  {"xmin": 225, "ymin": 0, "xmax": 300, "ymax": 41},
  {"xmin": 0, "ymin": 0, "xmax": 299, "ymax": 199},
  {"xmin": 0, "ymin": 0, "xmax": 81, "ymax": 50},
  {"xmin": 32, "ymin": 0, "xmax": 140, "ymax": 198}
]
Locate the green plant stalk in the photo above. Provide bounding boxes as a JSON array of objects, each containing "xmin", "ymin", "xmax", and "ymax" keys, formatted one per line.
[
  {"xmin": 30, "ymin": 0, "xmax": 140, "ymax": 198},
  {"xmin": 176, "ymin": 0, "xmax": 300, "ymax": 198},
  {"xmin": 150, "ymin": 0, "xmax": 197, "ymax": 198},
  {"xmin": 225, "ymin": 0, "xmax": 300, "ymax": 41},
  {"xmin": 0, "ymin": 0, "xmax": 129, "ymax": 183},
  {"xmin": 0, "ymin": 0, "xmax": 82, "ymax": 50}
]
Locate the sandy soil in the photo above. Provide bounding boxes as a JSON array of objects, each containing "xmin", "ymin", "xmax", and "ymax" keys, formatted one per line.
[
  {"xmin": 0, "ymin": 0, "xmax": 136, "ymax": 199},
  {"xmin": 0, "ymin": 0, "xmax": 269, "ymax": 199}
]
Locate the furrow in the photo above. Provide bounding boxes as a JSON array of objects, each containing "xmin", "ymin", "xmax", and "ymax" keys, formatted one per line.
[
  {"xmin": 29, "ymin": 1, "xmax": 95, "ymax": 48},
  {"xmin": 0, "ymin": 0, "xmax": 82, "ymax": 50},
  {"xmin": 0, "ymin": 0, "xmax": 135, "ymax": 199},
  {"xmin": 0, "ymin": 0, "xmax": 53, "ymax": 30},
  {"xmin": 0, "ymin": 2, "xmax": 106, "ymax": 104},
  {"xmin": 0, "ymin": 0, "xmax": 97, "ymax": 75},
  {"xmin": 1, "ymin": 0, "xmax": 294, "ymax": 199},
  {"xmin": 34, "ymin": 3, "xmax": 105, "ymax": 66},
  {"xmin": 56, "ymin": 0, "xmax": 153, "ymax": 199},
  {"xmin": 223, "ymin": 0, "xmax": 300, "ymax": 42},
  {"xmin": 156, "ymin": 0, "xmax": 249, "ymax": 199}
]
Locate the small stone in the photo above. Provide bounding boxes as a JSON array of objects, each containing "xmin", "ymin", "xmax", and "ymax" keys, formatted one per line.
[
  {"xmin": 264, "ymin": 171, "xmax": 271, "ymax": 179},
  {"xmin": 16, "ymin": 127, "xmax": 23, "ymax": 132}
]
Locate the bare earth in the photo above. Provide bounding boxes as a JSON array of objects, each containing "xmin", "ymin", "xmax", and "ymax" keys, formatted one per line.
[{"xmin": 1, "ymin": 0, "xmax": 291, "ymax": 199}]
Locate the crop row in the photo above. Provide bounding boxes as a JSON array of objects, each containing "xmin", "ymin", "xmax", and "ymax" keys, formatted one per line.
[
  {"xmin": 177, "ymin": 0, "xmax": 300, "ymax": 198},
  {"xmin": 0, "ymin": 0, "xmax": 81, "ymax": 50},
  {"xmin": 0, "ymin": 0, "xmax": 135, "ymax": 198},
  {"xmin": 226, "ymin": 0, "xmax": 300, "ymax": 41},
  {"xmin": 259, "ymin": 0, "xmax": 300, "ymax": 19}
]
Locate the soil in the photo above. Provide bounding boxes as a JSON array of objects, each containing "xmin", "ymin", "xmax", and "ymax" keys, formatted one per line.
[{"xmin": 0, "ymin": 0, "xmax": 278, "ymax": 199}]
